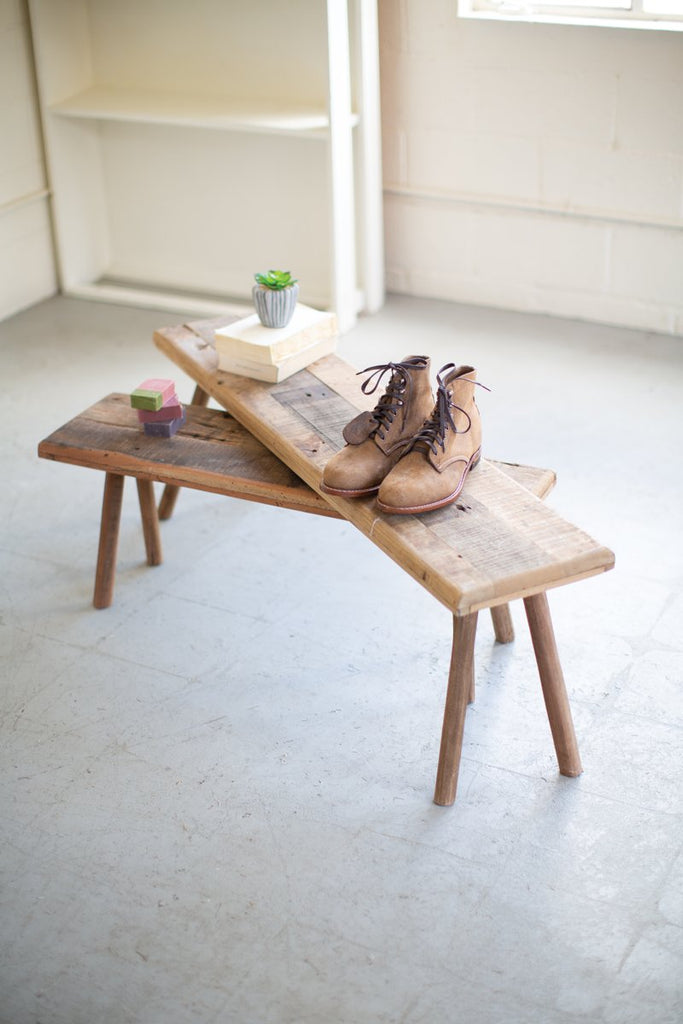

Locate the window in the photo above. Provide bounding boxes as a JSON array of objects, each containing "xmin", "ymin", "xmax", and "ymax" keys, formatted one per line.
[{"xmin": 458, "ymin": 0, "xmax": 683, "ymax": 30}]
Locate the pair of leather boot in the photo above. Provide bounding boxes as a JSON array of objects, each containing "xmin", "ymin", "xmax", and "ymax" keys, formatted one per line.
[{"xmin": 321, "ymin": 356, "xmax": 482, "ymax": 514}]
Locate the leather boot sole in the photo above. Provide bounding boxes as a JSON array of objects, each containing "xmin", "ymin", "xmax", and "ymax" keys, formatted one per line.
[
  {"xmin": 320, "ymin": 481, "xmax": 380, "ymax": 498},
  {"xmin": 377, "ymin": 449, "xmax": 481, "ymax": 515}
]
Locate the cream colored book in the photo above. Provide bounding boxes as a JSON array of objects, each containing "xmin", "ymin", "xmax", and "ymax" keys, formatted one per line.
[
  {"xmin": 216, "ymin": 333, "xmax": 337, "ymax": 383},
  {"xmin": 214, "ymin": 303, "xmax": 337, "ymax": 365}
]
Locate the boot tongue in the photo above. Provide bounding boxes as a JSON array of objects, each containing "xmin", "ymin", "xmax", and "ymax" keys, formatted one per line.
[
  {"xmin": 442, "ymin": 364, "xmax": 475, "ymax": 386},
  {"xmin": 342, "ymin": 410, "xmax": 377, "ymax": 445}
]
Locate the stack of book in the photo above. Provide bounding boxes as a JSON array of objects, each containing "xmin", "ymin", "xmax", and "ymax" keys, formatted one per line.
[
  {"xmin": 130, "ymin": 378, "xmax": 186, "ymax": 437},
  {"xmin": 214, "ymin": 303, "xmax": 337, "ymax": 383}
]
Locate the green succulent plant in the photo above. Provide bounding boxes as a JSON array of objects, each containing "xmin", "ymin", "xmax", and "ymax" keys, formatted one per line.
[{"xmin": 254, "ymin": 270, "xmax": 298, "ymax": 291}]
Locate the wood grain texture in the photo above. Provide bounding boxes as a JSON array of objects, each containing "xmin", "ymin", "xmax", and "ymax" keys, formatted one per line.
[
  {"xmin": 153, "ymin": 319, "xmax": 615, "ymax": 615},
  {"xmin": 40, "ymin": 392, "xmax": 556, "ymax": 630},
  {"xmin": 434, "ymin": 612, "xmax": 478, "ymax": 806},
  {"xmin": 136, "ymin": 479, "xmax": 162, "ymax": 566},
  {"xmin": 524, "ymin": 592, "xmax": 583, "ymax": 777},
  {"xmin": 158, "ymin": 383, "xmax": 210, "ymax": 520},
  {"xmin": 93, "ymin": 472, "xmax": 124, "ymax": 609},
  {"xmin": 39, "ymin": 393, "xmax": 555, "ymax": 523},
  {"xmin": 38, "ymin": 393, "xmax": 337, "ymax": 518},
  {"xmin": 490, "ymin": 603, "xmax": 515, "ymax": 644}
]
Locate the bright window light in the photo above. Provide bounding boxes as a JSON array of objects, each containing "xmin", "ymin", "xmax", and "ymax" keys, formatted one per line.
[{"xmin": 458, "ymin": 0, "xmax": 683, "ymax": 29}]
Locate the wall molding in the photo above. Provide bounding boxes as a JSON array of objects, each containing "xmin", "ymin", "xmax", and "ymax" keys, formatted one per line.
[
  {"xmin": 0, "ymin": 188, "xmax": 50, "ymax": 218},
  {"xmin": 383, "ymin": 182, "xmax": 683, "ymax": 233}
]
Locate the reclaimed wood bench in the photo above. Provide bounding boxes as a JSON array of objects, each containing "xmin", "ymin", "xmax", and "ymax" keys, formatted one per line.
[
  {"xmin": 148, "ymin": 317, "xmax": 614, "ymax": 805},
  {"xmin": 38, "ymin": 390, "xmax": 572, "ymax": 805},
  {"xmin": 38, "ymin": 317, "xmax": 614, "ymax": 806},
  {"xmin": 37, "ymin": 392, "xmax": 545, "ymax": 622}
]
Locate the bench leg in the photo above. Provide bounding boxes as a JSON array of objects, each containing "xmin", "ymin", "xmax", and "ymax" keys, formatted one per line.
[
  {"xmin": 434, "ymin": 611, "xmax": 478, "ymax": 806},
  {"xmin": 490, "ymin": 603, "xmax": 515, "ymax": 643},
  {"xmin": 93, "ymin": 472, "xmax": 125, "ymax": 609},
  {"xmin": 523, "ymin": 592, "xmax": 582, "ymax": 778},
  {"xmin": 136, "ymin": 479, "xmax": 163, "ymax": 567},
  {"xmin": 158, "ymin": 384, "xmax": 210, "ymax": 520}
]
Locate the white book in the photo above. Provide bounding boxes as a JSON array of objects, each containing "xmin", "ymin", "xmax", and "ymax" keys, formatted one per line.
[
  {"xmin": 214, "ymin": 303, "xmax": 337, "ymax": 365},
  {"xmin": 216, "ymin": 333, "xmax": 337, "ymax": 383}
]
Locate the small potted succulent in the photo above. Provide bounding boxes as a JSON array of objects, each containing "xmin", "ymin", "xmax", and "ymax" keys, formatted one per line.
[{"xmin": 252, "ymin": 269, "xmax": 299, "ymax": 328}]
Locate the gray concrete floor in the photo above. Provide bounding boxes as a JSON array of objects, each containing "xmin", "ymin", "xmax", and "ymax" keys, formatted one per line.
[{"xmin": 1, "ymin": 294, "xmax": 682, "ymax": 1024}]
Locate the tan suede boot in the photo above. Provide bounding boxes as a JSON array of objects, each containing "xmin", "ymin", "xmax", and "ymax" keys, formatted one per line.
[
  {"xmin": 321, "ymin": 356, "xmax": 433, "ymax": 497},
  {"xmin": 377, "ymin": 363, "xmax": 482, "ymax": 515}
]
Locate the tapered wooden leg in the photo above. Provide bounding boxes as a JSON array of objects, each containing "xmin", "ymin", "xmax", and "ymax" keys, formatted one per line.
[
  {"xmin": 136, "ymin": 479, "xmax": 163, "ymax": 566},
  {"xmin": 490, "ymin": 603, "xmax": 515, "ymax": 643},
  {"xmin": 157, "ymin": 483, "xmax": 179, "ymax": 521},
  {"xmin": 93, "ymin": 472, "xmax": 125, "ymax": 609},
  {"xmin": 434, "ymin": 611, "xmax": 478, "ymax": 806},
  {"xmin": 465, "ymin": 617, "xmax": 476, "ymax": 706},
  {"xmin": 158, "ymin": 384, "xmax": 210, "ymax": 520},
  {"xmin": 524, "ymin": 591, "xmax": 582, "ymax": 777}
]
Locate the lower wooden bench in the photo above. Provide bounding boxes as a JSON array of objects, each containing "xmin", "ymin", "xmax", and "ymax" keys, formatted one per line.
[
  {"xmin": 39, "ymin": 383, "xmax": 613, "ymax": 806},
  {"xmin": 38, "ymin": 393, "xmax": 549, "ymax": 626},
  {"xmin": 39, "ymin": 392, "xmax": 338, "ymax": 609}
]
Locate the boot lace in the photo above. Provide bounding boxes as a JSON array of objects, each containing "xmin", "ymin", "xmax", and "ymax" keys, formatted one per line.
[
  {"xmin": 357, "ymin": 356, "xmax": 428, "ymax": 441},
  {"xmin": 410, "ymin": 363, "xmax": 488, "ymax": 456}
]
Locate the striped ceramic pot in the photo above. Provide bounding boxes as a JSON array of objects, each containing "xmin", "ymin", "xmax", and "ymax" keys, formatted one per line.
[{"xmin": 252, "ymin": 283, "xmax": 299, "ymax": 328}]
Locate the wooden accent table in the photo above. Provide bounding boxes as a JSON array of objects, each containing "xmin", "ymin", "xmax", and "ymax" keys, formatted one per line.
[
  {"xmin": 38, "ymin": 318, "xmax": 614, "ymax": 806},
  {"xmin": 148, "ymin": 316, "xmax": 614, "ymax": 805},
  {"xmin": 38, "ymin": 392, "xmax": 546, "ymax": 616}
]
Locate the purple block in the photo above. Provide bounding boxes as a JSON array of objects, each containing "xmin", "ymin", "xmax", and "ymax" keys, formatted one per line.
[{"xmin": 143, "ymin": 406, "xmax": 186, "ymax": 438}]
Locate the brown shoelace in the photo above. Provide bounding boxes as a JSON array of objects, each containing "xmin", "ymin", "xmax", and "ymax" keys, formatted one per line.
[
  {"xmin": 410, "ymin": 363, "xmax": 488, "ymax": 456},
  {"xmin": 357, "ymin": 356, "xmax": 429, "ymax": 441}
]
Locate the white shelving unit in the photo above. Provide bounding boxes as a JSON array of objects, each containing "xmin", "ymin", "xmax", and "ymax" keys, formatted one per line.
[{"xmin": 28, "ymin": 0, "xmax": 384, "ymax": 331}]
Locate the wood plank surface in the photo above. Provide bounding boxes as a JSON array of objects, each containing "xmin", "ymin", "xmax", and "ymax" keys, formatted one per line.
[
  {"xmin": 39, "ymin": 393, "xmax": 554, "ymax": 511},
  {"xmin": 152, "ymin": 318, "xmax": 614, "ymax": 615},
  {"xmin": 38, "ymin": 393, "xmax": 336, "ymax": 517}
]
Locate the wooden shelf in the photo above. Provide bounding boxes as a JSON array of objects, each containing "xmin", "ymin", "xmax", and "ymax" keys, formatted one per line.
[
  {"xmin": 50, "ymin": 86, "xmax": 361, "ymax": 138},
  {"xmin": 29, "ymin": 0, "xmax": 384, "ymax": 332}
]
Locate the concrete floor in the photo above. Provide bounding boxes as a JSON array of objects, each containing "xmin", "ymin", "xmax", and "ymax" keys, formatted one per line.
[{"xmin": 1, "ymin": 294, "xmax": 682, "ymax": 1024}]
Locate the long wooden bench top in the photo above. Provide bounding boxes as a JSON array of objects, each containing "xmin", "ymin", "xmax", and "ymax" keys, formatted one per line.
[
  {"xmin": 38, "ymin": 393, "xmax": 555, "ymax": 512},
  {"xmin": 153, "ymin": 317, "xmax": 614, "ymax": 616}
]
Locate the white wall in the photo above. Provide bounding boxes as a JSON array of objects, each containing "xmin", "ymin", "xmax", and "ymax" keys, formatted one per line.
[
  {"xmin": 379, "ymin": 0, "xmax": 683, "ymax": 335},
  {"xmin": 4, "ymin": 0, "xmax": 682, "ymax": 336},
  {"xmin": 0, "ymin": 0, "xmax": 56, "ymax": 322}
]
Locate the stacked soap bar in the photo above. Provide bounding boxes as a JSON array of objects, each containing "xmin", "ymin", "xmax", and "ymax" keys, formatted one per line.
[{"xmin": 130, "ymin": 378, "xmax": 186, "ymax": 437}]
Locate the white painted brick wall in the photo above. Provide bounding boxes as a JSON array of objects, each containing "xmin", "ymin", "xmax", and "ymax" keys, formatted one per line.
[
  {"xmin": 379, "ymin": 0, "xmax": 683, "ymax": 335},
  {"xmin": 0, "ymin": 0, "xmax": 56, "ymax": 322}
]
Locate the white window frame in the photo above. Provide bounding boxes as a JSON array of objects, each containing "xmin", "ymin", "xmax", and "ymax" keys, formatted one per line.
[{"xmin": 458, "ymin": 0, "xmax": 683, "ymax": 31}]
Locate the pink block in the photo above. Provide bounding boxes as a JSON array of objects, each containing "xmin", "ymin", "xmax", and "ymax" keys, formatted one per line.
[
  {"xmin": 136, "ymin": 394, "xmax": 182, "ymax": 422},
  {"xmin": 137, "ymin": 378, "xmax": 176, "ymax": 403}
]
